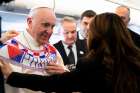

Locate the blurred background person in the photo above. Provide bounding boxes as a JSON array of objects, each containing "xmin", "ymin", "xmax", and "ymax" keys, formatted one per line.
[
  {"xmin": 115, "ymin": 5, "xmax": 140, "ymax": 48},
  {"xmin": 77, "ymin": 10, "xmax": 96, "ymax": 40},
  {"xmin": 77, "ymin": 10, "xmax": 96, "ymax": 57},
  {"xmin": 54, "ymin": 16, "xmax": 87, "ymax": 71}
]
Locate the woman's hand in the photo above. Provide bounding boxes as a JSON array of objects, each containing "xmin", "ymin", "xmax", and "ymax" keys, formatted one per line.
[{"xmin": 45, "ymin": 62, "xmax": 69, "ymax": 75}]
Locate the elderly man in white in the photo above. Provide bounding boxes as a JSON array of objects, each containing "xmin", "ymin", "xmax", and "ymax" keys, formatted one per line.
[{"xmin": 1, "ymin": 6, "xmax": 67, "ymax": 93}]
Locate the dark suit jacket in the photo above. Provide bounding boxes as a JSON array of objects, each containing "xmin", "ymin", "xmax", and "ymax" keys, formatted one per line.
[
  {"xmin": 0, "ymin": 69, "xmax": 5, "ymax": 93},
  {"xmin": 53, "ymin": 40, "xmax": 87, "ymax": 65},
  {"xmin": 129, "ymin": 28, "xmax": 140, "ymax": 48},
  {"xmin": 0, "ymin": 42, "xmax": 5, "ymax": 93},
  {"xmin": 6, "ymin": 54, "xmax": 111, "ymax": 93}
]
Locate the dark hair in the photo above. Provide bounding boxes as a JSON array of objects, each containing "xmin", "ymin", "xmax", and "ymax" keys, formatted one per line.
[
  {"xmin": 0, "ymin": 0, "xmax": 13, "ymax": 4},
  {"xmin": 80, "ymin": 10, "xmax": 96, "ymax": 20},
  {"xmin": 88, "ymin": 12, "xmax": 140, "ymax": 93}
]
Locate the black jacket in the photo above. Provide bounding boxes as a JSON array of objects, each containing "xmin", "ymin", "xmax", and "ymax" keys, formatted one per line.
[
  {"xmin": 129, "ymin": 28, "xmax": 140, "ymax": 48},
  {"xmin": 0, "ymin": 69, "xmax": 5, "ymax": 93},
  {"xmin": 53, "ymin": 40, "xmax": 87, "ymax": 65},
  {"xmin": 0, "ymin": 42, "xmax": 5, "ymax": 93}
]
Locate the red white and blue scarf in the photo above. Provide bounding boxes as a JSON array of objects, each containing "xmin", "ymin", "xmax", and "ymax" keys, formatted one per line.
[{"xmin": 0, "ymin": 39, "xmax": 57, "ymax": 70}]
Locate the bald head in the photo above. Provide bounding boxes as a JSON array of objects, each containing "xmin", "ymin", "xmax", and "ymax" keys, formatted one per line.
[{"xmin": 115, "ymin": 5, "xmax": 130, "ymax": 26}]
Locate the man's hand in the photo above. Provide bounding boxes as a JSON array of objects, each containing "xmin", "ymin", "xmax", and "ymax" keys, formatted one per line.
[
  {"xmin": 0, "ymin": 30, "xmax": 19, "ymax": 43},
  {"xmin": 0, "ymin": 58, "xmax": 13, "ymax": 79}
]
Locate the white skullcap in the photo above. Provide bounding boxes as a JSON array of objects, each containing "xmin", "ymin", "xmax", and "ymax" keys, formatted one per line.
[{"xmin": 29, "ymin": 0, "xmax": 54, "ymax": 10}]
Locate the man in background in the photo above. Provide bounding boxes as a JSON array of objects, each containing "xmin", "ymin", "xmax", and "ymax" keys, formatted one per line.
[
  {"xmin": 54, "ymin": 16, "xmax": 87, "ymax": 71},
  {"xmin": 77, "ymin": 10, "xmax": 96, "ymax": 55},
  {"xmin": 78, "ymin": 10, "xmax": 96, "ymax": 40},
  {"xmin": 115, "ymin": 5, "xmax": 140, "ymax": 47}
]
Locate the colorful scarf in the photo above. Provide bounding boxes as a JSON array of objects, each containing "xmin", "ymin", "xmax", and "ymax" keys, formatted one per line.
[{"xmin": 0, "ymin": 39, "xmax": 57, "ymax": 70}]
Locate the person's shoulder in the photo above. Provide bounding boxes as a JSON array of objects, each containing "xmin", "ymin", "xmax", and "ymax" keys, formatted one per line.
[
  {"xmin": 76, "ymin": 57, "xmax": 93, "ymax": 68},
  {"xmin": 53, "ymin": 40, "xmax": 62, "ymax": 46},
  {"xmin": 77, "ymin": 51, "xmax": 104, "ymax": 66},
  {"xmin": 128, "ymin": 28, "xmax": 140, "ymax": 37}
]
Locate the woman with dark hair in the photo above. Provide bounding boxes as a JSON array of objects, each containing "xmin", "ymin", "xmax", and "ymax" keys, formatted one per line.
[
  {"xmin": 1, "ymin": 12, "xmax": 140, "ymax": 93},
  {"xmin": 88, "ymin": 12, "xmax": 140, "ymax": 93}
]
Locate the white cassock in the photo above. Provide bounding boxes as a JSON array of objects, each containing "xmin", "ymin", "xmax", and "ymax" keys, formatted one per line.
[{"xmin": 0, "ymin": 30, "xmax": 64, "ymax": 93}]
